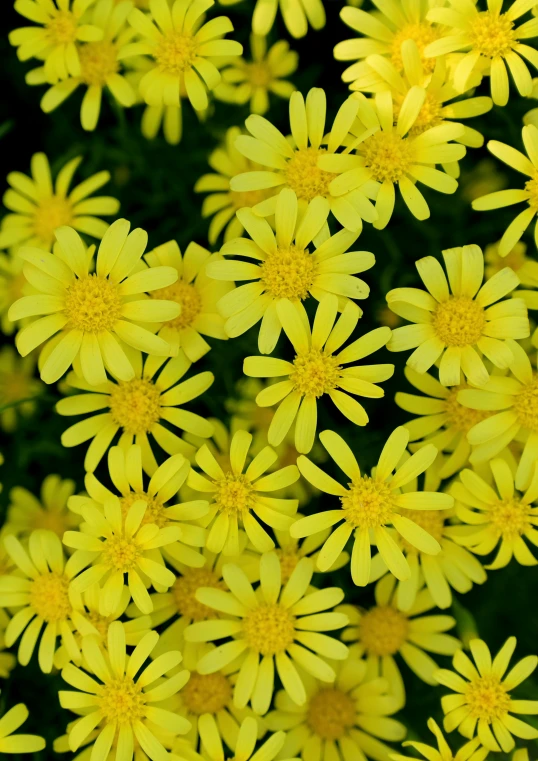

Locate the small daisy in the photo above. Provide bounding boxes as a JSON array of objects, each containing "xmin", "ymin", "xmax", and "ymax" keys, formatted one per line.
[
  {"xmin": 185, "ymin": 552, "xmax": 349, "ymax": 714},
  {"xmin": 252, "ymin": 0, "xmax": 325, "ymax": 38},
  {"xmin": 0, "ymin": 703, "xmax": 45, "ymax": 755},
  {"xmin": 435, "ymin": 637, "xmax": 538, "ymax": 752},
  {"xmin": 386, "ymin": 245, "xmax": 529, "ymax": 387},
  {"xmin": 6, "ymin": 473, "xmax": 80, "ymax": 537},
  {"xmin": 243, "ymin": 296, "xmax": 393, "ymax": 453},
  {"xmin": 485, "ymin": 239, "xmax": 538, "ymax": 286},
  {"xmin": 391, "ymin": 718, "xmax": 488, "ymax": 761},
  {"xmin": 0, "ymin": 346, "xmax": 43, "ymax": 432},
  {"xmin": 0, "ymin": 251, "xmax": 30, "ymax": 334}
]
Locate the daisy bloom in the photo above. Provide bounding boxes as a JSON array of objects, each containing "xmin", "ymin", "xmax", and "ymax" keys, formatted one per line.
[
  {"xmin": 425, "ymin": 0, "xmax": 538, "ymax": 106},
  {"xmin": 484, "ymin": 240, "xmax": 538, "ymax": 285},
  {"xmin": 230, "ymin": 88, "xmax": 378, "ymax": 232},
  {"xmin": 185, "ymin": 552, "xmax": 349, "ymax": 714},
  {"xmin": 0, "ymin": 346, "xmax": 43, "ymax": 432},
  {"xmin": 6, "ymin": 473, "xmax": 80, "ymax": 537},
  {"xmin": 386, "ymin": 245, "xmax": 529, "ymax": 387},
  {"xmin": 435, "ymin": 636, "xmax": 538, "ymax": 752},
  {"xmin": 473, "ymin": 125, "xmax": 538, "ymax": 255},
  {"xmin": 391, "ymin": 718, "xmax": 488, "ymax": 761},
  {"xmin": 340, "ymin": 576, "xmax": 461, "ymax": 706},
  {"xmin": 0, "ymin": 704, "xmax": 45, "ymax": 755},
  {"xmin": 0, "ymin": 152, "xmax": 119, "ymax": 250},
  {"xmin": 266, "ymin": 656, "xmax": 406, "ymax": 761},
  {"xmin": 59, "ymin": 621, "xmax": 191, "ymax": 761},
  {"xmin": 449, "ymin": 457, "xmax": 538, "ymax": 568},
  {"xmin": 252, "ymin": 0, "xmax": 325, "ymax": 38},
  {"xmin": 215, "ymin": 35, "xmax": 297, "ymax": 116},
  {"xmin": 243, "ymin": 296, "xmax": 393, "ymax": 453},
  {"xmin": 208, "ymin": 192, "xmax": 375, "ymax": 353},
  {"xmin": 122, "ymin": 0, "xmax": 243, "ymax": 113},
  {"xmin": 292, "ymin": 426, "xmax": 454, "ymax": 585},
  {"xmin": 144, "ymin": 239, "xmax": 233, "ymax": 362}
]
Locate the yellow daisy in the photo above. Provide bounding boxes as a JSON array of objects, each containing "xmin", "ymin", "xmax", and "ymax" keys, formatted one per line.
[
  {"xmin": 215, "ymin": 35, "xmax": 297, "ymax": 115},
  {"xmin": 0, "ymin": 152, "xmax": 119, "ymax": 250},
  {"xmin": 0, "ymin": 346, "xmax": 43, "ymax": 432},
  {"xmin": 386, "ymin": 245, "xmax": 529, "ymax": 387},
  {"xmin": 184, "ymin": 551, "xmax": 349, "ymax": 714},
  {"xmin": 266, "ymin": 655, "xmax": 406, "ymax": 761},
  {"xmin": 6, "ymin": 473, "xmax": 80, "ymax": 537},
  {"xmin": 144, "ymin": 239, "xmax": 233, "ymax": 362},
  {"xmin": 0, "ymin": 250, "xmax": 31, "ymax": 334},
  {"xmin": 425, "ymin": 0, "xmax": 538, "ymax": 106},
  {"xmin": 0, "ymin": 703, "xmax": 45, "ymax": 755},
  {"xmin": 59, "ymin": 621, "xmax": 191, "ymax": 761},
  {"xmin": 243, "ymin": 296, "xmax": 393, "ymax": 453},
  {"xmin": 449, "ymin": 457, "xmax": 538, "ymax": 568},
  {"xmin": 57, "ymin": 350, "xmax": 214, "ymax": 473},
  {"xmin": 473, "ymin": 125, "xmax": 538, "ymax": 255},
  {"xmin": 229, "ymin": 88, "xmax": 378, "ymax": 232},
  {"xmin": 391, "ymin": 718, "xmax": 488, "ymax": 761},
  {"xmin": 435, "ymin": 637, "xmax": 538, "ymax": 752},
  {"xmin": 252, "ymin": 0, "xmax": 325, "ymax": 38},
  {"xmin": 121, "ymin": 0, "xmax": 242, "ymax": 112},
  {"xmin": 292, "ymin": 426, "xmax": 454, "ymax": 585},
  {"xmin": 485, "ymin": 239, "xmax": 538, "ymax": 285},
  {"xmin": 340, "ymin": 576, "xmax": 461, "ymax": 707}
]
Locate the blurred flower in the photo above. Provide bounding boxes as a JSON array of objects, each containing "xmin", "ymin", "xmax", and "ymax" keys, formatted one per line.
[{"xmin": 0, "ymin": 347, "xmax": 43, "ymax": 432}]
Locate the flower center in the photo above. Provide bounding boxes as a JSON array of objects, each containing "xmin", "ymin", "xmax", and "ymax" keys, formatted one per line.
[
  {"xmin": 120, "ymin": 492, "xmax": 166, "ymax": 528},
  {"xmin": 390, "ymin": 22, "xmax": 439, "ymax": 73},
  {"xmin": 513, "ymin": 374, "xmax": 538, "ymax": 432},
  {"xmin": 399, "ymin": 509, "xmax": 445, "ymax": 553},
  {"xmin": 87, "ymin": 610, "xmax": 110, "ymax": 638},
  {"xmin": 340, "ymin": 476, "xmax": 394, "ymax": 529},
  {"xmin": 395, "ymin": 91, "xmax": 443, "ymax": 134},
  {"xmin": 525, "ymin": 175, "xmax": 538, "ymax": 211},
  {"xmin": 464, "ymin": 675, "xmax": 511, "ymax": 722},
  {"xmin": 359, "ymin": 605, "xmax": 409, "ymax": 656},
  {"xmin": 246, "ymin": 61, "xmax": 272, "ymax": 87},
  {"xmin": 30, "ymin": 572, "xmax": 71, "ymax": 622},
  {"xmin": 32, "ymin": 196, "xmax": 73, "ymax": 246},
  {"xmin": 285, "ymin": 147, "xmax": 337, "ymax": 202},
  {"xmin": 31, "ymin": 510, "xmax": 70, "ymax": 537},
  {"xmin": 445, "ymin": 387, "xmax": 490, "ymax": 432},
  {"xmin": 243, "ymin": 603, "xmax": 295, "ymax": 655},
  {"xmin": 468, "ymin": 11, "xmax": 515, "ymax": 59},
  {"xmin": 64, "ymin": 274, "xmax": 122, "ymax": 333},
  {"xmin": 214, "ymin": 472, "xmax": 256, "ymax": 515},
  {"xmin": 172, "ymin": 567, "xmax": 225, "ymax": 621},
  {"xmin": 98, "ymin": 676, "xmax": 146, "ymax": 725},
  {"xmin": 431, "ymin": 296, "xmax": 485, "ymax": 347},
  {"xmin": 259, "ymin": 244, "xmax": 317, "ymax": 300},
  {"xmin": 230, "ymin": 188, "xmax": 270, "ymax": 210},
  {"xmin": 155, "ymin": 32, "xmax": 198, "ymax": 75},
  {"xmin": 182, "ymin": 672, "xmax": 232, "ymax": 715},
  {"xmin": 79, "ymin": 41, "xmax": 119, "ymax": 86},
  {"xmin": 109, "ymin": 379, "xmax": 161, "ymax": 436},
  {"xmin": 490, "ymin": 498, "xmax": 532, "ymax": 539},
  {"xmin": 101, "ymin": 536, "xmax": 142, "ymax": 573},
  {"xmin": 276, "ymin": 545, "xmax": 300, "ymax": 582},
  {"xmin": 289, "ymin": 349, "xmax": 341, "ymax": 398},
  {"xmin": 46, "ymin": 10, "xmax": 78, "ymax": 45},
  {"xmin": 307, "ymin": 688, "xmax": 356, "ymax": 740},
  {"xmin": 152, "ymin": 280, "xmax": 202, "ymax": 330},
  {"xmin": 362, "ymin": 131, "xmax": 413, "ymax": 183}
]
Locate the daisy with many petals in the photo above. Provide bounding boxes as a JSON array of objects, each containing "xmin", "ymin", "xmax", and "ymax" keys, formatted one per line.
[
  {"xmin": 6, "ymin": 473, "xmax": 79, "ymax": 537},
  {"xmin": 392, "ymin": 718, "xmax": 488, "ymax": 761},
  {"xmin": 387, "ymin": 245, "xmax": 529, "ymax": 387},
  {"xmin": 0, "ymin": 704, "xmax": 45, "ymax": 755}
]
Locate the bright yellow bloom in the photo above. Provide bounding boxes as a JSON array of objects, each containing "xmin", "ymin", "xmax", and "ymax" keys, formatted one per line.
[
  {"xmin": 387, "ymin": 245, "xmax": 529, "ymax": 387},
  {"xmin": 230, "ymin": 89, "xmax": 378, "ymax": 232},
  {"xmin": 425, "ymin": 0, "xmax": 538, "ymax": 106},
  {"xmin": 252, "ymin": 0, "xmax": 325, "ymax": 38},
  {"xmin": 59, "ymin": 621, "xmax": 191, "ymax": 761},
  {"xmin": 435, "ymin": 637, "xmax": 538, "ymax": 752},
  {"xmin": 0, "ymin": 251, "xmax": 30, "ymax": 334},
  {"xmin": 266, "ymin": 655, "xmax": 406, "ymax": 761},
  {"xmin": 57, "ymin": 350, "xmax": 214, "ymax": 473},
  {"xmin": 0, "ymin": 703, "xmax": 45, "ymax": 754},
  {"xmin": 6, "ymin": 473, "xmax": 80, "ymax": 537},
  {"xmin": 243, "ymin": 296, "xmax": 393, "ymax": 453},
  {"xmin": 0, "ymin": 152, "xmax": 119, "ymax": 250},
  {"xmin": 485, "ymin": 239, "xmax": 538, "ymax": 285},
  {"xmin": 391, "ymin": 718, "xmax": 488, "ymax": 761},
  {"xmin": 185, "ymin": 552, "xmax": 349, "ymax": 714},
  {"xmin": 0, "ymin": 347, "xmax": 42, "ymax": 432},
  {"xmin": 292, "ymin": 427, "xmax": 453, "ymax": 585}
]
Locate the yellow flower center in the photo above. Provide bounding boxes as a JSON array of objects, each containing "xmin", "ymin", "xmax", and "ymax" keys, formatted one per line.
[
  {"xmin": 431, "ymin": 296, "xmax": 485, "ymax": 347},
  {"xmin": 182, "ymin": 672, "xmax": 233, "ymax": 714},
  {"xmin": 259, "ymin": 244, "xmax": 317, "ymax": 300},
  {"xmin": 464, "ymin": 675, "xmax": 511, "ymax": 721},
  {"xmin": 340, "ymin": 476, "xmax": 394, "ymax": 529},
  {"xmin": 359, "ymin": 605, "xmax": 409, "ymax": 656},
  {"xmin": 109, "ymin": 379, "xmax": 161, "ymax": 436},
  {"xmin": 152, "ymin": 279, "xmax": 202, "ymax": 330},
  {"xmin": 285, "ymin": 147, "xmax": 337, "ymax": 202},
  {"xmin": 30, "ymin": 572, "xmax": 71, "ymax": 622},
  {"xmin": 120, "ymin": 492, "xmax": 166, "ymax": 528},
  {"xmin": 214, "ymin": 472, "xmax": 256, "ymax": 515},
  {"xmin": 46, "ymin": 10, "xmax": 79, "ymax": 45},
  {"xmin": 98, "ymin": 676, "xmax": 146, "ymax": 725},
  {"xmin": 307, "ymin": 688, "xmax": 356, "ymax": 740},
  {"xmin": 399, "ymin": 509, "xmax": 445, "ymax": 553},
  {"xmin": 276, "ymin": 545, "xmax": 300, "ymax": 582},
  {"xmin": 172, "ymin": 567, "xmax": 225, "ymax": 621},
  {"xmin": 0, "ymin": 370, "xmax": 36, "ymax": 406},
  {"xmin": 64, "ymin": 274, "xmax": 122, "ymax": 333},
  {"xmin": 230, "ymin": 187, "xmax": 270, "ymax": 210},
  {"xmin": 87, "ymin": 610, "xmax": 110, "ymax": 638},
  {"xmin": 513, "ymin": 375, "xmax": 538, "ymax": 432},
  {"xmin": 468, "ymin": 11, "xmax": 515, "ymax": 59},
  {"xmin": 101, "ymin": 536, "xmax": 142, "ymax": 573},
  {"xmin": 395, "ymin": 91, "xmax": 443, "ymax": 134},
  {"xmin": 490, "ymin": 498, "xmax": 532, "ymax": 539},
  {"xmin": 246, "ymin": 61, "xmax": 272, "ymax": 87},
  {"xmin": 485, "ymin": 243, "xmax": 527, "ymax": 278},
  {"xmin": 445, "ymin": 386, "xmax": 490, "ymax": 432},
  {"xmin": 525, "ymin": 174, "xmax": 538, "ymax": 211},
  {"xmin": 79, "ymin": 41, "xmax": 119, "ymax": 86},
  {"xmin": 243, "ymin": 603, "xmax": 295, "ymax": 655},
  {"xmin": 33, "ymin": 196, "xmax": 73, "ymax": 246},
  {"xmin": 362, "ymin": 131, "xmax": 413, "ymax": 183},
  {"xmin": 155, "ymin": 32, "xmax": 198, "ymax": 75},
  {"xmin": 390, "ymin": 22, "xmax": 439, "ymax": 73},
  {"xmin": 31, "ymin": 509, "xmax": 71, "ymax": 537},
  {"xmin": 290, "ymin": 349, "xmax": 341, "ymax": 398}
]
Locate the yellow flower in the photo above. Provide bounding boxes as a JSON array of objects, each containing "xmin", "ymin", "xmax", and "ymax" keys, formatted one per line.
[
  {"xmin": 185, "ymin": 551, "xmax": 349, "ymax": 714},
  {"xmin": 0, "ymin": 703, "xmax": 45, "ymax": 754},
  {"xmin": 273, "ymin": 519, "xmax": 350, "ymax": 580},
  {"xmin": 243, "ymin": 296, "xmax": 393, "ymax": 453},
  {"xmin": 57, "ymin": 350, "xmax": 214, "ymax": 473},
  {"xmin": 215, "ymin": 35, "xmax": 297, "ymax": 115},
  {"xmin": 0, "ymin": 611, "xmax": 16, "ymax": 679},
  {"xmin": 252, "ymin": 0, "xmax": 325, "ymax": 38},
  {"xmin": 425, "ymin": 0, "xmax": 538, "ymax": 106},
  {"xmin": 341, "ymin": 576, "xmax": 461, "ymax": 707},
  {"xmin": 121, "ymin": 0, "xmax": 242, "ymax": 112},
  {"xmin": 461, "ymin": 158, "xmax": 508, "ymax": 203},
  {"xmin": 449, "ymin": 457, "xmax": 538, "ymax": 568},
  {"xmin": 391, "ymin": 718, "xmax": 488, "ymax": 761},
  {"xmin": 0, "ymin": 346, "xmax": 43, "ymax": 432},
  {"xmin": 435, "ymin": 637, "xmax": 538, "ymax": 752},
  {"xmin": 59, "ymin": 621, "xmax": 191, "ymax": 761},
  {"xmin": 485, "ymin": 239, "xmax": 538, "ymax": 285},
  {"xmin": 0, "ymin": 251, "xmax": 31, "ymax": 334},
  {"xmin": 9, "ymin": 0, "xmax": 103, "ymax": 84},
  {"xmin": 387, "ymin": 245, "xmax": 529, "ymax": 387},
  {"xmin": 6, "ymin": 473, "xmax": 80, "ymax": 537},
  {"xmin": 0, "ymin": 152, "xmax": 119, "ymax": 250},
  {"xmin": 266, "ymin": 655, "xmax": 406, "ymax": 761},
  {"xmin": 9, "ymin": 219, "xmax": 183, "ymax": 385},
  {"xmin": 229, "ymin": 89, "xmax": 378, "ymax": 232}
]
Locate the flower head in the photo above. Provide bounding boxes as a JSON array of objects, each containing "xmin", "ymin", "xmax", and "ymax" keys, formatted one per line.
[
  {"xmin": 0, "ymin": 703, "xmax": 45, "ymax": 754},
  {"xmin": 0, "ymin": 347, "xmax": 43, "ymax": 432},
  {"xmin": 391, "ymin": 718, "xmax": 488, "ymax": 761},
  {"xmin": 6, "ymin": 473, "xmax": 79, "ymax": 537}
]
